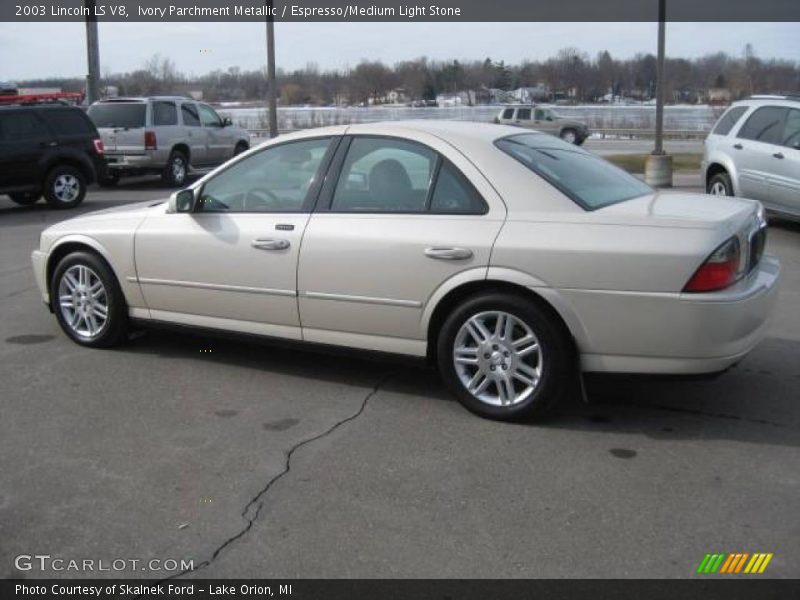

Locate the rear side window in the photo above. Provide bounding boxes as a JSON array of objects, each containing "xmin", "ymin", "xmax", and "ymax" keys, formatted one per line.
[
  {"xmin": 181, "ymin": 103, "xmax": 201, "ymax": 127},
  {"xmin": 711, "ymin": 106, "xmax": 748, "ymax": 135},
  {"xmin": 88, "ymin": 103, "xmax": 146, "ymax": 129},
  {"xmin": 737, "ymin": 106, "xmax": 787, "ymax": 144},
  {"xmin": 152, "ymin": 101, "xmax": 177, "ymax": 126},
  {"xmin": 430, "ymin": 161, "xmax": 487, "ymax": 215},
  {"xmin": 0, "ymin": 112, "xmax": 49, "ymax": 141},
  {"xmin": 38, "ymin": 109, "xmax": 95, "ymax": 136},
  {"xmin": 501, "ymin": 108, "xmax": 514, "ymax": 119},
  {"xmin": 516, "ymin": 108, "xmax": 531, "ymax": 120},
  {"xmin": 496, "ymin": 133, "xmax": 653, "ymax": 210}
]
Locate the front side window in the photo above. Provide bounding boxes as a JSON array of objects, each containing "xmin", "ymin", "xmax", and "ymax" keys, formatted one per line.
[
  {"xmin": 780, "ymin": 108, "xmax": 800, "ymax": 149},
  {"xmin": 197, "ymin": 138, "xmax": 332, "ymax": 213},
  {"xmin": 198, "ymin": 104, "xmax": 222, "ymax": 128},
  {"xmin": 712, "ymin": 105, "xmax": 748, "ymax": 136},
  {"xmin": 181, "ymin": 103, "xmax": 201, "ymax": 127},
  {"xmin": 737, "ymin": 106, "xmax": 787, "ymax": 144},
  {"xmin": 0, "ymin": 112, "xmax": 49, "ymax": 141},
  {"xmin": 331, "ymin": 137, "xmax": 436, "ymax": 212},
  {"xmin": 152, "ymin": 101, "xmax": 177, "ymax": 126},
  {"xmin": 534, "ymin": 109, "xmax": 546, "ymax": 120},
  {"xmin": 516, "ymin": 108, "xmax": 532, "ymax": 120},
  {"xmin": 496, "ymin": 133, "xmax": 653, "ymax": 210}
]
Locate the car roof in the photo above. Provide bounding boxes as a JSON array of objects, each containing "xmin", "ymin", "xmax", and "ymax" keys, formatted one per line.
[
  {"xmin": 92, "ymin": 96, "xmax": 191, "ymax": 104},
  {"xmin": 732, "ymin": 96, "xmax": 800, "ymax": 108},
  {"xmin": 0, "ymin": 104, "xmax": 84, "ymax": 112}
]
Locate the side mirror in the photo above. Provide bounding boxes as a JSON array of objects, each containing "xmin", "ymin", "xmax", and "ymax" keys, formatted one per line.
[
  {"xmin": 168, "ymin": 189, "xmax": 196, "ymax": 213},
  {"xmin": 222, "ymin": 117, "xmax": 232, "ymax": 127}
]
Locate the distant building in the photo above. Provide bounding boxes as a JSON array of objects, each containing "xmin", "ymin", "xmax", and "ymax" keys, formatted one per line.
[
  {"xmin": 510, "ymin": 84, "xmax": 549, "ymax": 103},
  {"xmin": 707, "ymin": 88, "xmax": 732, "ymax": 105},
  {"xmin": 386, "ymin": 88, "xmax": 409, "ymax": 104}
]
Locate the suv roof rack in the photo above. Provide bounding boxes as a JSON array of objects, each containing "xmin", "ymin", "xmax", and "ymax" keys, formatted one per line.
[{"xmin": 747, "ymin": 94, "xmax": 800, "ymax": 102}]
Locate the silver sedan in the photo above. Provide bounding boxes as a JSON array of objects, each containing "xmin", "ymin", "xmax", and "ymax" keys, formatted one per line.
[{"xmin": 32, "ymin": 121, "xmax": 780, "ymax": 421}]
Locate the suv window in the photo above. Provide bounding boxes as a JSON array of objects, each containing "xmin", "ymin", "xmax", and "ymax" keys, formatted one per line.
[
  {"xmin": 712, "ymin": 106, "xmax": 748, "ymax": 135},
  {"xmin": 87, "ymin": 103, "xmax": 146, "ymax": 129},
  {"xmin": 737, "ymin": 106, "xmax": 787, "ymax": 144},
  {"xmin": 37, "ymin": 109, "xmax": 94, "ymax": 136},
  {"xmin": 181, "ymin": 103, "xmax": 201, "ymax": 127},
  {"xmin": 501, "ymin": 108, "xmax": 514, "ymax": 120},
  {"xmin": 780, "ymin": 108, "xmax": 800, "ymax": 149},
  {"xmin": 152, "ymin": 101, "xmax": 178, "ymax": 126},
  {"xmin": 332, "ymin": 137, "xmax": 436, "ymax": 213},
  {"xmin": 197, "ymin": 138, "xmax": 332, "ymax": 213},
  {"xmin": 198, "ymin": 104, "xmax": 222, "ymax": 127},
  {"xmin": 496, "ymin": 133, "xmax": 653, "ymax": 210},
  {"xmin": 516, "ymin": 108, "xmax": 531, "ymax": 120},
  {"xmin": 0, "ymin": 112, "xmax": 49, "ymax": 141},
  {"xmin": 534, "ymin": 109, "xmax": 546, "ymax": 120},
  {"xmin": 429, "ymin": 161, "xmax": 487, "ymax": 214}
]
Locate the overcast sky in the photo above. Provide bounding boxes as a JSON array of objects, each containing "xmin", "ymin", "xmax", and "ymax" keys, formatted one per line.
[{"xmin": 1, "ymin": 22, "xmax": 798, "ymax": 80}]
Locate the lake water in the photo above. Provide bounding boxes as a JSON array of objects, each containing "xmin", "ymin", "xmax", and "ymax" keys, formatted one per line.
[{"xmin": 222, "ymin": 105, "xmax": 719, "ymax": 132}]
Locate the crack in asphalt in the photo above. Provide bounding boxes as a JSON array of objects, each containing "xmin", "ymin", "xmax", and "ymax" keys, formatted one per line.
[{"xmin": 152, "ymin": 371, "xmax": 395, "ymax": 585}]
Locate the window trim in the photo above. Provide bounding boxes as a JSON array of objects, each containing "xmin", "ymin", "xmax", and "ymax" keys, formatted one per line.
[
  {"xmin": 494, "ymin": 132, "xmax": 653, "ymax": 212},
  {"xmin": 192, "ymin": 135, "xmax": 341, "ymax": 215},
  {"xmin": 314, "ymin": 134, "xmax": 489, "ymax": 216}
]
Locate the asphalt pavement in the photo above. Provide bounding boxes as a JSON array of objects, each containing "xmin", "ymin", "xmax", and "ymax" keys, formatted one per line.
[{"xmin": 1, "ymin": 176, "xmax": 798, "ymax": 579}]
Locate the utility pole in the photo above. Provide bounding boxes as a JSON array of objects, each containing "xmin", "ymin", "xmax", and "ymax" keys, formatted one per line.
[
  {"xmin": 645, "ymin": 0, "xmax": 673, "ymax": 187},
  {"xmin": 265, "ymin": 0, "xmax": 278, "ymax": 138},
  {"xmin": 84, "ymin": 0, "xmax": 100, "ymax": 105}
]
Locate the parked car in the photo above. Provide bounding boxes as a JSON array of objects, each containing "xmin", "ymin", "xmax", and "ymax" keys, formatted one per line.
[
  {"xmin": 87, "ymin": 97, "xmax": 251, "ymax": 187},
  {"xmin": 703, "ymin": 95, "xmax": 800, "ymax": 220},
  {"xmin": 0, "ymin": 103, "xmax": 106, "ymax": 208},
  {"xmin": 32, "ymin": 122, "xmax": 779, "ymax": 421},
  {"xmin": 494, "ymin": 105, "xmax": 589, "ymax": 144}
]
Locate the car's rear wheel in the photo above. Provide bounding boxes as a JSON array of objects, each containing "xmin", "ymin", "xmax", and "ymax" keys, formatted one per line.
[
  {"xmin": 437, "ymin": 293, "xmax": 572, "ymax": 421},
  {"xmin": 707, "ymin": 172, "xmax": 734, "ymax": 196},
  {"xmin": 560, "ymin": 128, "xmax": 578, "ymax": 144},
  {"xmin": 9, "ymin": 192, "xmax": 41, "ymax": 205},
  {"xmin": 234, "ymin": 142, "xmax": 249, "ymax": 156},
  {"xmin": 51, "ymin": 251, "xmax": 128, "ymax": 348},
  {"xmin": 44, "ymin": 165, "xmax": 86, "ymax": 208},
  {"xmin": 162, "ymin": 150, "xmax": 188, "ymax": 187}
]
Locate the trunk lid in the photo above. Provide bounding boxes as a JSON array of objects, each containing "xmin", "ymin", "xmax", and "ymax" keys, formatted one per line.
[{"xmin": 87, "ymin": 101, "xmax": 148, "ymax": 154}]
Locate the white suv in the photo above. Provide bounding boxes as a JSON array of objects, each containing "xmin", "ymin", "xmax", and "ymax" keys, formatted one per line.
[{"xmin": 703, "ymin": 96, "xmax": 800, "ymax": 220}]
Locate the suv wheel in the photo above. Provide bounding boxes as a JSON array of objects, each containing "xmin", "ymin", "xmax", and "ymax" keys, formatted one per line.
[
  {"xmin": 234, "ymin": 142, "xmax": 249, "ymax": 156},
  {"xmin": 44, "ymin": 165, "xmax": 86, "ymax": 209},
  {"xmin": 560, "ymin": 128, "xmax": 578, "ymax": 144},
  {"xmin": 51, "ymin": 251, "xmax": 128, "ymax": 348},
  {"xmin": 437, "ymin": 293, "xmax": 572, "ymax": 421},
  {"xmin": 707, "ymin": 172, "xmax": 733, "ymax": 196},
  {"xmin": 9, "ymin": 192, "xmax": 42, "ymax": 206},
  {"xmin": 162, "ymin": 150, "xmax": 188, "ymax": 187}
]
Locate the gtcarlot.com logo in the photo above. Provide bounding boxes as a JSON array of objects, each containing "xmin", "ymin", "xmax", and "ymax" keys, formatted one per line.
[
  {"xmin": 14, "ymin": 554, "xmax": 194, "ymax": 573},
  {"xmin": 697, "ymin": 552, "xmax": 773, "ymax": 574}
]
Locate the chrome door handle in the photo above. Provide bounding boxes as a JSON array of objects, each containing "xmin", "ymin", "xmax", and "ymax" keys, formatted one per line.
[
  {"xmin": 252, "ymin": 238, "xmax": 290, "ymax": 250},
  {"xmin": 424, "ymin": 247, "xmax": 473, "ymax": 260},
  {"xmin": 773, "ymin": 152, "xmax": 784, "ymax": 159},
  {"xmin": 733, "ymin": 143, "xmax": 743, "ymax": 150}
]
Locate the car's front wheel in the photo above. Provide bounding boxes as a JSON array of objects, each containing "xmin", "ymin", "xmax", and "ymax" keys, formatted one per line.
[
  {"xmin": 44, "ymin": 165, "xmax": 86, "ymax": 208},
  {"xmin": 9, "ymin": 192, "xmax": 41, "ymax": 205},
  {"xmin": 707, "ymin": 172, "xmax": 734, "ymax": 196},
  {"xmin": 437, "ymin": 293, "xmax": 572, "ymax": 421},
  {"xmin": 51, "ymin": 251, "xmax": 128, "ymax": 348},
  {"xmin": 560, "ymin": 128, "xmax": 578, "ymax": 144}
]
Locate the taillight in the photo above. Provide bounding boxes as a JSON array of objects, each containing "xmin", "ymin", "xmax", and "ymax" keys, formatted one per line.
[
  {"xmin": 144, "ymin": 130, "xmax": 157, "ymax": 150},
  {"xmin": 683, "ymin": 237, "xmax": 740, "ymax": 293},
  {"xmin": 92, "ymin": 138, "xmax": 104, "ymax": 154}
]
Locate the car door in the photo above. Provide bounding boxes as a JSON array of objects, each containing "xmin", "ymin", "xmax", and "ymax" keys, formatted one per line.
[
  {"xmin": 767, "ymin": 107, "xmax": 800, "ymax": 215},
  {"xmin": 733, "ymin": 105, "xmax": 788, "ymax": 202},
  {"xmin": 514, "ymin": 107, "xmax": 532, "ymax": 129},
  {"xmin": 533, "ymin": 108, "xmax": 556, "ymax": 134},
  {"xmin": 133, "ymin": 136, "xmax": 337, "ymax": 338},
  {"xmin": 297, "ymin": 134, "xmax": 506, "ymax": 355},
  {"xmin": 198, "ymin": 103, "xmax": 232, "ymax": 164},
  {"xmin": 0, "ymin": 110, "xmax": 51, "ymax": 189},
  {"xmin": 179, "ymin": 102, "xmax": 208, "ymax": 166}
]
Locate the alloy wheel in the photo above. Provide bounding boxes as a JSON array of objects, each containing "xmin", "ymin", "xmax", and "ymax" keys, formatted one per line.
[
  {"xmin": 57, "ymin": 265, "xmax": 109, "ymax": 339},
  {"xmin": 53, "ymin": 174, "xmax": 80, "ymax": 203}
]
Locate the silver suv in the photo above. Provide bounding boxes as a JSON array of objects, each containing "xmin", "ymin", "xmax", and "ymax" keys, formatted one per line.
[
  {"xmin": 703, "ymin": 95, "xmax": 800, "ymax": 220},
  {"xmin": 494, "ymin": 105, "xmax": 589, "ymax": 145},
  {"xmin": 87, "ymin": 97, "xmax": 250, "ymax": 187}
]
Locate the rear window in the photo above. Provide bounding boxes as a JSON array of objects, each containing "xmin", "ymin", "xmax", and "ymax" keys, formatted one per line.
[
  {"xmin": 496, "ymin": 133, "xmax": 653, "ymax": 210},
  {"xmin": 712, "ymin": 106, "xmax": 748, "ymax": 135},
  {"xmin": 37, "ymin": 109, "xmax": 95, "ymax": 136},
  {"xmin": 87, "ymin": 103, "xmax": 146, "ymax": 129}
]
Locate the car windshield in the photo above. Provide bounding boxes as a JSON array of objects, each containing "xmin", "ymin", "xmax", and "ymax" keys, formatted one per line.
[
  {"xmin": 88, "ymin": 103, "xmax": 146, "ymax": 129},
  {"xmin": 495, "ymin": 133, "xmax": 653, "ymax": 210}
]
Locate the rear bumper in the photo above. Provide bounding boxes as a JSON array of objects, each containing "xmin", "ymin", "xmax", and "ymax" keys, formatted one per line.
[
  {"xmin": 570, "ymin": 256, "xmax": 781, "ymax": 374},
  {"xmin": 105, "ymin": 152, "xmax": 162, "ymax": 173}
]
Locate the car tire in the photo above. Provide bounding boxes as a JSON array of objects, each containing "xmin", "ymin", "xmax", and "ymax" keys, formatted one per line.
[
  {"xmin": 98, "ymin": 174, "xmax": 120, "ymax": 188},
  {"xmin": 234, "ymin": 142, "xmax": 249, "ymax": 156},
  {"xmin": 9, "ymin": 192, "xmax": 42, "ymax": 205},
  {"xmin": 51, "ymin": 251, "xmax": 128, "ymax": 348},
  {"xmin": 707, "ymin": 172, "xmax": 734, "ymax": 197},
  {"xmin": 560, "ymin": 128, "xmax": 578, "ymax": 144},
  {"xmin": 43, "ymin": 165, "xmax": 86, "ymax": 209},
  {"xmin": 437, "ymin": 292, "xmax": 572, "ymax": 422},
  {"xmin": 162, "ymin": 150, "xmax": 188, "ymax": 187}
]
